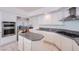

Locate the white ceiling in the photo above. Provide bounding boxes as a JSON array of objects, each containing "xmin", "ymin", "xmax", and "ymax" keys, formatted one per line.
[
  {"xmin": 17, "ymin": 7, "xmax": 42, "ymax": 12},
  {"xmin": 27, "ymin": 7, "xmax": 65, "ymax": 17},
  {"xmin": 16, "ymin": 7, "xmax": 67, "ymax": 17},
  {"xmin": 17, "ymin": 7, "xmax": 64, "ymax": 17},
  {"xmin": 0, "ymin": 7, "xmax": 68, "ymax": 17}
]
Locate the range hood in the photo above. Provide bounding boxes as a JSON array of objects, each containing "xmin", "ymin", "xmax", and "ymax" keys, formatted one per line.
[{"xmin": 62, "ymin": 7, "xmax": 79, "ymax": 21}]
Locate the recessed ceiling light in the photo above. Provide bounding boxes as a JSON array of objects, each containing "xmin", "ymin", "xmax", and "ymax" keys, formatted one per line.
[{"xmin": 44, "ymin": 13, "xmax": 51, "ymax": 19}]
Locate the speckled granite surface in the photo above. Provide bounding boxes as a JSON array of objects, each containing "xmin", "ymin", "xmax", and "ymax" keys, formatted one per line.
[{"xmin": 19, "ymin": 32, "xmax": 44, "ymax": 41}]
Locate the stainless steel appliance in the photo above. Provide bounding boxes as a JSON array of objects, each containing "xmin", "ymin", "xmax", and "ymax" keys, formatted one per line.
[
  {"xmin": 61, "ymin": 7, "xmax": 79, "ymax": 21},
  {"xmin": 2, "ymin": 21, "xmax": 16, "ymax": 37}
]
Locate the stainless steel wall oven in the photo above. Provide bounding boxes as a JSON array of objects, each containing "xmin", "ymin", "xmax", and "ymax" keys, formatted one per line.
[{"xmin": 2, "ymin": 21, "xmax": 16, "ymax": 37}]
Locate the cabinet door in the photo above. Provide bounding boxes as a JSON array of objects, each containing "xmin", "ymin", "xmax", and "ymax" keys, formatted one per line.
[
  {"xmin": 31, "ymin": 41, "xmax": 42, "ymax": 51},
  {"xmin": 2, "ymin": 12, "xmax": 16, "ymax": 22},
  {"xmin": 18, "ymin": 36, "xmax": 24, "ymax": 51},
  {"xmin": 44, "ymin": 33, "xmax": 62, "ymax": 51},
  {"xmin": 0, "ymin": 12, "xmax": 2, "ymax": 33},
  {"xmin": 24, "ymin": 38, "xmax": 31, "ymax": 51},
  {"xmin": 0, "ymin": 33, "xmax": 1, "ymax": 46},
  {"xmin": 72, "ymin": 40, "xmax": 79, "ymax": 51},
  {"xmin": 61, "ymin": 37, "xmax": 73, "ymax": 51}
]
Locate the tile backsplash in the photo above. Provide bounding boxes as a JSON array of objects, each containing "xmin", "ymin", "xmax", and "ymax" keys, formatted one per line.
[{"xmin": 40, "ymin": 20, "xmax": 79, "ymax": 31}]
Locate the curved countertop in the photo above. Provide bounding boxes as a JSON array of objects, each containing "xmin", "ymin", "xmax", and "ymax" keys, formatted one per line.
[
  {"xmin": 30, "ymin": 29, "xmax": 79, "ymax": 51},
  {"xmin": 19, "ymin": 29, "xmax": 79, "ymax": 51},
  {"xmin": 19, "ymin": 32, "xmax": 44, "ymax": 41}
]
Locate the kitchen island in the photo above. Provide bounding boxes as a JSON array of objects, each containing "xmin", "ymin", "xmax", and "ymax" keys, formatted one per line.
[
  {"xmin": 18, "ymin": 31, "xmax": 45, "ymax": 51},
  {"xmin": 18, "ymin": 29, "xmax": 79, "ymax": 51}
]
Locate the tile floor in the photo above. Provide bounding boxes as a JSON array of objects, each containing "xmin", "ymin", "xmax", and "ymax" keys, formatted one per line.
[
  {"xmin": 0, "ymin": 41, "xmax": 19, "ymax": 51},
  {"xmin": 0, "ymin": 41, "xmax": 59, "ymax": 51}
]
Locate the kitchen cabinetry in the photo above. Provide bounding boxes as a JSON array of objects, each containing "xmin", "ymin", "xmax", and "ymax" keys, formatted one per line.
[
  {"xmin": 18, "ymin": 29, "xmax": 79, "ymax": 51},
  {"xmin": 18, "ymin": 35, "xmax": 24, "ymax": 51},
  {"xmin": 2, "ymin": 12, "xmax": 16, "ymax": 22},
  {"xmin": 0, "ymin": 35, "xmax": 16, "ymax": 46},
  {"xmin": 42, "ymin": 31, "xmax": 73, "ymax": 51},
  {"xmin": 61, "ymin": 37, "xmax": 73, "ymax": 51},
  {"xmin": 72, "ymin": 40, "xmax": 79, "ymax": 51},
  {"xmin": 18, "ymin": 31, "xmax": 44, "ymax": 51},
  {"xmin": 0, "ymin": 11, "xmax": 17, "ymax": 46},
  {"xmin": 0, "ymin": 12, "xmax": 2, "ymax": 33},
  {"xmin": 18, "ymin": 35, "xmax": 42, "ymax": 51},
  {"xmin": 31, "ymin": 29, "xmax": 79, "ymax": 51},
  {"xmin": 18, "ymin": 35, "xmax": 31, "ymax": 51},
  {"xmin": 24, "ymin": 37, "xmax": 31, "ymax": 51}
]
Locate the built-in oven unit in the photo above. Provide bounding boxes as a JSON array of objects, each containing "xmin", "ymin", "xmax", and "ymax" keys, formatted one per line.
[{"xmin": 2, "ymin": 21, "xmax": 16, "ymax": 37}]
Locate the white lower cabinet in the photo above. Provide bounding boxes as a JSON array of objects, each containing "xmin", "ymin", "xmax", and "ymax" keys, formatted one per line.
[
  {"xmin": 0, "ymin": 34, "xmax": 17, "ymax": 46},
  {"xmin": 43, "ymin": 33, "xmax": 73, "ymax": 51},
  {"xmin": 0, "ymin": 11, "xmax": 17, "ymax": 46},
  {"xmin": 18, "ymin": 35, "xmax": 42, "ymax": 51},
  {"xmin": 18, "ymin": 36, "xmax": 24, "ymax": 51},
  {"xmin": 18, "ymin": 35, "xmax": 31, "ymax": 51},
  {"xmin": 0, "ymin": 33, "xmax": 1, "ymax": 45},
  {"xmin": 24, "ymin": 38, "xmax": 31, "ymax": 51},
  {"xmin": 72, "ymin": 40, "xmax": 79, "ymax": 51},
  {"xmin": 18, "ymin": 32, "xmax": 79, "ymax": 51},
  {"xmin": 61, "ymin": 38, "xmax": 73, "ymax": 51},
  {"xmin": 31, "ymin": 41, "xmax": 42, "ymax": 51}
]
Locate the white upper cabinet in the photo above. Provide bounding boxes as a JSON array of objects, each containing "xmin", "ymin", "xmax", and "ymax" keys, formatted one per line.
[
  {"xmin": 0, "ymin": 12, "xmax": 2, "ymax": 30},
  {"xmin": 30, "ymin": 10, "xmax": 65, "ymax": 28},
  {"xmin": 2, "ymin": 12, "xmax": 16, "ymax": 22},
  {"xmin": 0, "ymin": 11, "xmax": 16, "ymax": 33}
]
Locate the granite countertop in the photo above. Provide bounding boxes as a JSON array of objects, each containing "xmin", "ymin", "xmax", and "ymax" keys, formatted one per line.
[{"xmin": 19, "ymin": 32, "xmax": 44, "ymax": 41}]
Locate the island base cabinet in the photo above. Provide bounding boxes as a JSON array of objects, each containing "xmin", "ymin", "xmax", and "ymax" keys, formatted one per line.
[
  {"xmin": 31, "ymin": 41, "xmax": 42, "ymax": 51},
  {"xmin": 72, "ymin": 40, "xmax": 79, "ymax": 51},
  {"xmin": 24, "ymin": 38, "xmax": 31, "ymax": 51},
  {"xmin": 61, "ymin": 38, "xmax": 73, "ymax": 51},
  {"xmin": 18, "ymin": 36, "xmax": 24, "ymax": 51}
]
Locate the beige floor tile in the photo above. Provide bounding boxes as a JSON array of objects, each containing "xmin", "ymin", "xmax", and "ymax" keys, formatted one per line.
[{"xmin": 0, "ymin": 41, "xmax": 19, "ymax": 51}]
